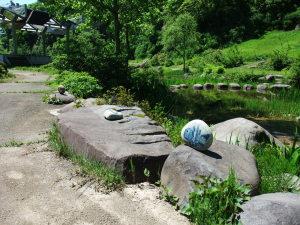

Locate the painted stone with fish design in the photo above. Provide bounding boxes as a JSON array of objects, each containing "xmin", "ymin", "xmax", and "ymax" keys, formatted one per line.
[{"xmin": 181, "ymin": 120, "xmax": 213, "ymax": 151}]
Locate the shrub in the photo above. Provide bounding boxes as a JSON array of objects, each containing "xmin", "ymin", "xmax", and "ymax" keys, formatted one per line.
[
  {"xmin": 269, "ymin": 49, "xmax": 292, "ymax": 71},
  {"xmin": 222, "ymin": 46, "xmax": 244, "ymax": 68},
  {"xmin": 182, "ymin": 169, "xmax": 251, "ymax": 225},
  {"xmin": 289, "ymin": 60, "xmax": 300, "ymax": 88},
  {"xmin": 103, "ymin": 86, "xmax": 135, "ymax": 106},
  {"xmin": 60, "ymin": 72, "xmax": 102, "ymax": 98},
  {"xmin": 129, "ymin": 68, "xmax": 174, "ymax": 107},
  {"xmin": 0, "ymin": 62, "xmax": 8, "ymax": 79}
]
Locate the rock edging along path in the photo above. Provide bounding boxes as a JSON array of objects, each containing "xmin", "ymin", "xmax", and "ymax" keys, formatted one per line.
[{"xmin": 57, "ymin": 105, "xmax": 173, "ymax": 183}]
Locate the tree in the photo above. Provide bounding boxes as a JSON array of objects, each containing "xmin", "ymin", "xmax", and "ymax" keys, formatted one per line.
[{"xmin": 162, "ymin": 13, "xmax": 199, "ymax": 73}]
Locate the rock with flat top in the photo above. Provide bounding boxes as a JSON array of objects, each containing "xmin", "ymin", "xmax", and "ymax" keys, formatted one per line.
[
  {"xmin": 161, "ymin": 142, "xmax": 259, "ymax": 207},
  {"xmin": 57, "ymin": 105, "xmax": 173, "ymax": 183},
  {"xmin": 240, "ymin": 193, "xmax": 300, "ymax": 225},
  {"xmin": 104, "ymin": 109, "xmax": 124, "ymax": 121}
]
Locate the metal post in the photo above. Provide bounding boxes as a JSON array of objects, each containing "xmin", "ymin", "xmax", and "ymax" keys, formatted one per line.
[
  {"xmin": 11, "ymin": 20, "xmax": 17, "ymax": 55},
  {"xmin": 42, "ymin": 31, "xmax": 46, "ymax": 56}
]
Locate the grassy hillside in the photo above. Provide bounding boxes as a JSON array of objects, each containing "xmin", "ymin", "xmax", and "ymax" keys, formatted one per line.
[{"xmin": 224, "ymin": 30, "xmax": 300, "ymax": 60}]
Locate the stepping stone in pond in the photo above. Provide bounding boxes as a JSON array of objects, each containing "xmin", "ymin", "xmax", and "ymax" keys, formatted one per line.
[
  {"xmin": 270, "ymin": 84, "xmax": 291, "ymax": 92},
  {"xmin": 229, "ymin": 83, "xmax": 241, "ymax": 91},
  {"xmin": 180, "ymin": 84, "xmax": 188, "ymax": 89},
  {"xmin": 217, "ymin": 83, "xmax": 229, "ymax": 90},
  {"xmin": 193, "ymin": 84, "xmax": 203, "ymax": 91},
  {"xmin": 243, "ymin": 84, "xmax": 255, "ymax": 91},
  {"xmin": 203, "ymin": 83, "xmax": 214, "ymax": 90}
]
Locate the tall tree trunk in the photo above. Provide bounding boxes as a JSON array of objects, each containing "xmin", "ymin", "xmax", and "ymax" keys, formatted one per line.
[{"xmin": 112, "ymin": 0, "xmax": 121, "ymax": 57}]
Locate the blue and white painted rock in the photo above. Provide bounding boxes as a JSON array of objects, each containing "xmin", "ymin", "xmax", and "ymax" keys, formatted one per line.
[{"xmin": 181, "ymin": 120, "xmax": 213, "ymax": 151}]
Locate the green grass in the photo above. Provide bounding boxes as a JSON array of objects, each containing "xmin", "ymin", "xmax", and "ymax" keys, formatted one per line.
[
  {"xmin": 223, "ymin": 30, "xmax": 300, "ymax": 60},
  {"xmin": 252, "ymin": 144, "xmax": 300, "ymax": 193},
  {"xmin": 49, "ymin": 124, "xmax": 125, "ymax": 190}
]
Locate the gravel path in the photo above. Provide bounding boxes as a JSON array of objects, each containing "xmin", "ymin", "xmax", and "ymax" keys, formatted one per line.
[{"xmin": 0, "ymin": 70, "xmax": 189, "ymax": 225}]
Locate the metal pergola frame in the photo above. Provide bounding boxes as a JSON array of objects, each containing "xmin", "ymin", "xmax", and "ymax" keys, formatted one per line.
[{"xmin": 0, "ymin": 3, "xmax": 75, "ymax": 55}]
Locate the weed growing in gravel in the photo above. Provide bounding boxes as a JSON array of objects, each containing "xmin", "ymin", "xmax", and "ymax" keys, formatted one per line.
[
  {"xmin": 0, "ymin": 140, "xmax": 24, "ymax": 147},
  {"xmin": 49, "ymin": 124, "xmax": 125, "ymax": 190}
]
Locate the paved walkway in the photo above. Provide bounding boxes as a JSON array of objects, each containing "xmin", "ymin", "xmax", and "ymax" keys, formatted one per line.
[{"xmin": 0, "ymin": 70, "xmax": 189, "ymax": 225}]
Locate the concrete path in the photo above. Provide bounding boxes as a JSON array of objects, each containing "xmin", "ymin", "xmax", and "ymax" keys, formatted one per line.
[{"xmin": 0, "ymin": 70, "xmax": 189, "ymax": 225}]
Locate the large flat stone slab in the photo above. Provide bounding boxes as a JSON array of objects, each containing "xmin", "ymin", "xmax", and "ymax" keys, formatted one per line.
[
  {"xmin": 161, "ymin": 142, "xmax": 259, "ymax": 206},
  {"xmin": 9, "ymin": 70, "xmax": 51, "ymax": 83},
  {"xmin": 57, "ymin": 105, "xmax": 173, "ymax": 182},
  {"xmin": 240, "ymin": 193, "xmax": 300, "ymax": 225}
]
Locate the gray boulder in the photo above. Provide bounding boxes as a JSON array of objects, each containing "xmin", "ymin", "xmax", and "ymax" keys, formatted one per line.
[
  {"xmin": 58, "ymin": 85, "xmax": 66, "ymax": 94},
  {"xmin": 204, "ymin": 83, "xmax": 214, "ymax": 90},
  {"xmin": 229, "ymin": 83, "xmax": 241, "ymax": 91},
  {"xmin": 180, "ymin": 84, "xmax": 188, "ymax": 89},
  {"xmin": 49, "ymin": 92, "xmax": 76, "ymax": 104},
  {"xmin": 217, "ymin": 83, "xmax": 229, "ymax": 90},
  {"xmin": 257, "ymin": 84, "xmax": 268, "ymax": 93},
  {"xmin": 211, "ymin": 118, "xmax": 283, "ymax": 149},
  {"xmin": 193, "ymin": 84, "xmax": 203, "ymax": 91},
  {"xmin": 266, "ymin": 74, "xmax": 284, "ymax": 82},
  {"xmin": 240, "ymin": 193, "xmax": 300, "ymax": 225},
  {"xmin": 243, "ymin": 84, "xmax": 255, "ymax": 91},
  {"xmin": 104, "ymin": 109, "xmax": 124, "ymax": 121},
  {"xmin": 161, "ymin": 142, "xmax": 259, "ymax": 206},
  {"xmin": 270, "ymin": 84, "xmax": 291, "ymax": 92},
  {"xmin": 57, "ymin": 105, "xmax": 173, "ymax": 183}
]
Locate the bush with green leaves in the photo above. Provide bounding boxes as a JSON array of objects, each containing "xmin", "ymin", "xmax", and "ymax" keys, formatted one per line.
[
  {"xmin": 103, "ymin": 86, "xmax": 135, "ymax": 106},
  {"xmin": 62, "ymin": 72, "xmax": 102, "ymax": 98},
  {"xmin": 182, "ymin": 169, "xmax": 251, "ymax": 225},
  {"xmin": 51, "ymin": 71, "xmax": 102, "ymax": 98},
  {"xmin": 269, "ymin": 49, "xmax": 292, "ymax": 71},
  {"xmin": 129, "ymin": 68, "xmax": 174, "ymax": 107},
  {"xmin": 289, "ymin": 60, "xmax": 300, "ymax": 88},
  {"xmin": 0, "ymin": 62, "xmax": 8, "ymax": 79},
  {"xmin": 51, "ymin": 29, "xmax": 128, "ymax": 88}
]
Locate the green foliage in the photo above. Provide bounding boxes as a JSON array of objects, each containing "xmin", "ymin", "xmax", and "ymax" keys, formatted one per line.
[
  {"xmin": 160, "ymin": 185, "xmax": 179, "ymax": 206},
  {"xmin": 252, "ymin": 144, "xmax": 300, "ymax": 193},
  {"xmin": 49, "ymin": 124, "xmax": 124, "ymax": 190},
  {"xmin": 103, "ymin": 86, "xmax": 135, "ymax": 106},
  {"xmin": 269, "ymin": 49, "xmax": 292, "ymax": 71},
  {"xmin": 0, "ymin": 62, "xmax": 8, "ymax": 79},
  {"xmin": 130, "ymin": 68, "xmax": 174, "ymax": 107},
  {"xmin": 42, "ymin": 94, "xmax": 63, "ymax": 105},
  {"xmin": 50, "ymin": 71, "xmax": 102, "ymax": 98},
  {"xmin": 62, "ymin": 72, "xmax": 102, "ymax": 98},
  {"xmin": 162, "ymin": 13, "xmax": 199, "ymax": 72},
  {"xmin": 289, "ymin": 60, "xmax": 300, "ymax": 88},
  {"xmin": 182, "ymin": 170, "xmax": 251, "ymax": 225}
]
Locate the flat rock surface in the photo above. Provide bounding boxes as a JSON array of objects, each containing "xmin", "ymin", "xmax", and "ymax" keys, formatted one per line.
[
  {"xmin": 0, "ymin": 146, "xmax": 189, "ymax": 225},
  {"xmin": 240, "ymin": 193, "xmax": 300, "ymax": 225},
  {"xmin": 58, "ymin": 105, "xmax": 173, "ymax": 182},
  {"xmin": 161, "ymin": 141, "xmax": 259, "ymax": 206}
]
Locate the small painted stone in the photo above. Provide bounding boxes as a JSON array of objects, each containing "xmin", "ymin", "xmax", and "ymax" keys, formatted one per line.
[
  {"xmin": 58, "ymin": 85, "xmax": 66, "ymax": 94},
  {"xmin": 181, "ymin": 120, "xmax": 213, "ymax": 151},
  {"xmin": 104, "ymin": 109, "xmax": 124, "ymax": 121}
]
